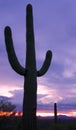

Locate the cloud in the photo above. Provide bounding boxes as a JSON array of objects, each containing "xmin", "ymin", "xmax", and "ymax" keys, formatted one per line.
[
  {"xmin": 9, "ymin": 89, "xmax": 23, "ymax": 104},
  {"xmin": 0, "ymin": 84, "xmax": 23, "ymax": 97}
]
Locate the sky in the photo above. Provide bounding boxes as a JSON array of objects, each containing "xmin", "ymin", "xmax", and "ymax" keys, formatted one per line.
[{"xmin": 1, "ymin": 0, "xmax": 76, "ymax": 117}]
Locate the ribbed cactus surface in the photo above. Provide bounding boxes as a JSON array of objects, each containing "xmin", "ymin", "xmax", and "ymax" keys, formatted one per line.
[{"xmin": 4, "ymin": 4, "xmax": 52, "ymax": 130}]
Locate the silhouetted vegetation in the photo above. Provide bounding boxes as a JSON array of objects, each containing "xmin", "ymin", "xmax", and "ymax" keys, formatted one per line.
[
  {"xmin": 0, "ymin": 99, "xmax": 16, "ymax": 112},
  {"xmin": 0, "ymin": 116, "xmax": 76, "ymax": 130}
]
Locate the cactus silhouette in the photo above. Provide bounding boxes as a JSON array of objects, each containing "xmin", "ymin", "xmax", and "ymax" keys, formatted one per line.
[
  {"xmin": 4, "ymin": 4, "xmax": 52, "ymax": 130},
  {"xmin": 54, "ymin": 103, "xmax": 57, "ymax": 123}
]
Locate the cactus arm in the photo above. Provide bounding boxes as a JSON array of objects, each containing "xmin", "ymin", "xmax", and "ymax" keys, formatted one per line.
[
  {"xmin": 37, "ymin": 50, "xmax": 52, "ymax": 77},
  {"xmin": 4, "ymin": 26, "xmax": 27, "ymax": 75}
]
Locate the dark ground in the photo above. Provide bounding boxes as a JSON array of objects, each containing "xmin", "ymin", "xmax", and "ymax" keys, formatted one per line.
[{"xmin": 0, "ymin": 116, "xmax": 76, "ymax": 130}]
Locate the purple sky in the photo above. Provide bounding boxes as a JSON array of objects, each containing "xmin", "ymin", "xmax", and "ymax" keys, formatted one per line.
[{"xmin": 1, "ymin": 0, "xmax": 76, "ymax": 116}]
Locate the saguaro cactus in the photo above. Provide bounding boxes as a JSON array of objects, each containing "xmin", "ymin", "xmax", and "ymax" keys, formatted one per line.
[
  {"xmin": 54, "ymin": 103, "xmax": 57, "ymax": 123},
  {"xmin": 4, "ymin": 4, "xmax": 52, "ymax": 130}
]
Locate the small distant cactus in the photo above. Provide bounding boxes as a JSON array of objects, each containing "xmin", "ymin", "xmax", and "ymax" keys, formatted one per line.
[
  {"xmin": 54, "ymin": 103, "xmax": 57, "ymax": 123},
  {"xmin": 4, "ymin": 4, "xmax": 52, "ymax": 130}
]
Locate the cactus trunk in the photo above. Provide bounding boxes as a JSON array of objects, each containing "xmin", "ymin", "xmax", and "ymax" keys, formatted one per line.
[
  {"xmin": 54, "ymin": 103, "xmax": 57, "ymax": 123},
  {"xmin": 23, "ymin": 5, "xmax": 37, "ymax": 130},
  {"xmin": 23, "ymin": 78, "xmax": 37, "ymax": 130},
  {"xmin": 4, "ymin": 4, "xmax": 52, "ymax": 130}
]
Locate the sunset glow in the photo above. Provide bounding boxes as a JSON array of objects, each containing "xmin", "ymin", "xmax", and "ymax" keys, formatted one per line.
[
  {"xmin": 37, "ymin": 110, "xmax": 76, "ymax": 117},
  {"xmin": 0, "ymin": 111, "xmax": 23, "ymax": 117},
  {"xmin": 0, "ymin": 110, "xmax": 76, "ymax": 117},
  {"xmin": 14, "ymin": 112, "xmax": 23, "ymax": 116},
  {"xmin": 0, "ymin": 111, "xmax": 13, "ymax": 116},
  {"xmin": 37, "ymin": 111, "xmax": 54, "ymax": 117}
]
